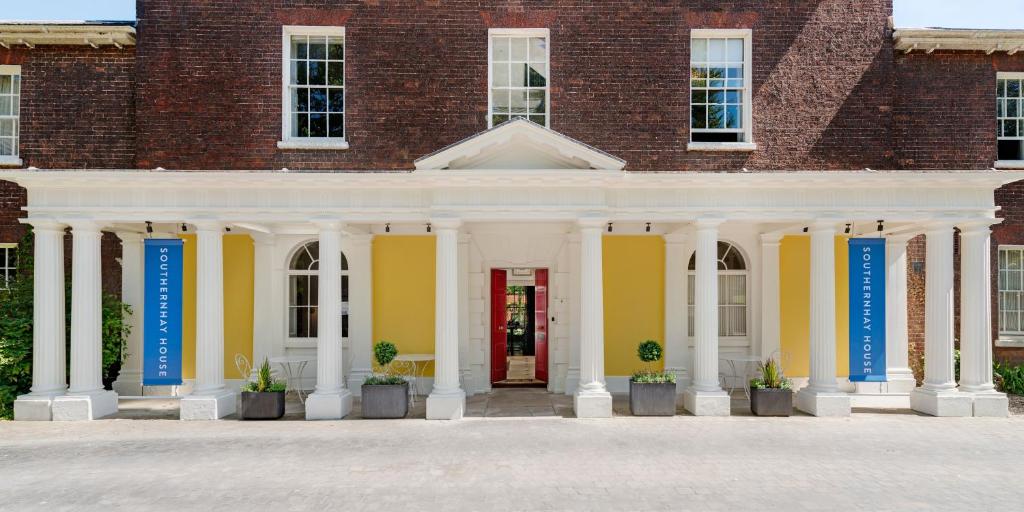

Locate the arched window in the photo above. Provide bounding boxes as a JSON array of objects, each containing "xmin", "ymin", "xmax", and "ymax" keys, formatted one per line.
[
  {"xmin": 687, "ymin": 241, "xmax": 748, "ymax": 338},
  {"xmin": 288, "ymin": 241, "xmax": 349, "ymax": 339}
]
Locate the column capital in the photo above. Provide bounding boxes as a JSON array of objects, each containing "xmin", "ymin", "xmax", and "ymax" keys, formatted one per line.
[
  {"xmin": 663, "ymin": 232, "xmax": 688, "ymax": 245},
  {"xmin": 577, "ymin": 216, "xmax": 609, "ymax": 230},
  {"xmin": 922, "ymin": 220, "xmax": 957, "ymax": 234},
  {"xmin": 958, "ymin": 219, "xmax": 999, "ymax": 235},
  {"xmin": 430, "ymin": 217, "xmax": 462, "ymax": 231},
  {"xmin": 115, "ymin": 231, "xmax": 145, "ymax": 244},
  {"xmin": 808, "ymin": 220, "xmax": 841, "ymax": 233},
  {"xmin": 190, "ymin": 220, "xmax": 224, "ymax": 233},
  {"xmin": 250, "ymin": 232, "xmax": 277, "ymax": 246},
  {"xmin": 67, "ymin": 220, "xmax": 104, "ymax": 234},
  {"xmin": 25, "ymin": 219, "xmax": 67, "ymax": 234},
  {"xmin": 694, "ymin": 218, "xmax": 724, "ymax": 231},
  {"xmin": 760, "ymin": 233, "xmax": 784, "ymax": 245},
  {"xmin": 313, "ymin": 219, "xmax": 345, "ymax": 231}
]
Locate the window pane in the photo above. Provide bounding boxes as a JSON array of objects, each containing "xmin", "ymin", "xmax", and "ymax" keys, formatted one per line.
[
  {"xmin": 727, "ymin": 39, "xmax": 744, "ymax": 62},
  {"xmin": 328, "ymin": 62, "xmax": 344, "ymax": 86},
  {"xmin": 293, "ymin": 61, "xmax": 308, "ymax": 85},
  {"xmin": 528, "ymin": 115, "xmax": 546, "ymax": 126},
  {"xmin": 529, "ymin": 37, "xmax": 547, "ymax": 62},
  {"xmin": 491, "ymin": 114, "xmax": 510, "ymax": 126},
  {"xmin": 1010, "ymin": 250, "xmax": 1022, "ymax": 270},
  {"xmin": 510, "ymin": 90, "xmax": 528, "ymax": 114},
  {"xmin": 492, "ymin": 63, "xmax": 510, "ymax": 87},
  {"xmin": 309, "ymin": 62, "xmax": 326, "ymax": 85},
  {"xmin": 0, "ymin": 119, "xmax": 10, "ymax": 137},
  {"xmin": 309, "ymin": 36, "xmax": 327, "ymax": 59},
  {"xmin": 329, "ymin": 89, "xmax": 344, "ymax": 113},
  {"xmin": 691, "ymin": 106, "xmax": 707, "ymax": 129},
  {"xmin": 511, "ymin": 37, "xmax": 528, "ymax": 61},
  {"xmin": 528, "ymin": 63, "xmax": 547, "ymax": 87},
  {"xmin": 492, "ymin": 89, "xmax": 510, "ymax": 113},
  {"xmin": 310, "ymin": 88, "xmax": 327, "ymax": 112},
  {"xmin": 293, "ymin": 89, "xmax": 309, "ymax": 112},
  {"xmin": 726, "ymin": 105, "xmax": 741, "ymax": 129},
  {"xmin": 1009, "ymin": 80, "xmax": 1022, "ymax": 98},
  {"xmin": 709, "ymin": 39, "xmax": 726, "ymax": 61},
  {"xmin": 708, "ymin": 104, "xmax": 725, "ymax": 128},
  {"xmin": 511, "ymin": 63, "xmax": 528, "ymax": 87},
  {"xmin": 691, "ymin": 39, "xmax": 707, "ymax": 62},
  {"xmin": 342, "ymin": 275, "xmax": 350, "ymax": 302},
  {"xmin": 0, "ymin": 97, "xmax": 10, "ymax": 116},
  {"xmin": 291, "ymin": 36, "xmax": 308, "ymax": 59},
  {"xmin": 492, "ymin": 37, "xmax": 510, "ymax": 61},
  {"xmin": 692, "ymin": 90, "xmax": 707, "ymax": 104},
  {"xmin": 328, "ymin": 37, "xmax": 344, "ymax": 60},
  {"xmin": 0, "ymin": 76, "xmax": 10, "ymax": 94},
  {"xmin": 528, "ymin": 90, "xmax": 546, "ymax": 114},
  {"xmin": 309, "ymin": 307, "xmax": 319, "ymax": 338},
  {"xmin": 329, "ymin": 114, "xmax": 344, "ymax": 137},
  {"xmin": 295, "ymin": 114, "xmax": 309, "ymax": 137},
  {"xmin": 310, "ymin": 113, "xmax": 327, "ymax": 137}
]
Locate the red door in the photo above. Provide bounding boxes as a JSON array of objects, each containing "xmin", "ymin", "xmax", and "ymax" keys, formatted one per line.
[
  {"xmin": 534, "ymin": 269, "xmax": 549, "ymax": 383},
  {"xmin": 490, "ymin": 269, "xmax": 508, "ymax": 384}
]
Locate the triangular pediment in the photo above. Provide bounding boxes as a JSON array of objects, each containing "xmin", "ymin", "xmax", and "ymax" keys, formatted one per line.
[{"xmin": 414, "ymin": 119, "xmax": 626, "ymax": 171}]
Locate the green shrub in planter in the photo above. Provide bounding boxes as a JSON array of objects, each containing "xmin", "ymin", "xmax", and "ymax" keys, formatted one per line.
[
  {"xmin": 749, "ymin": 358, "xmax": 793, "ymax": 417},
  {"xmin": 362, "ymin": 341, "xmax": 409, "ymax": 419},
  {"xmin": 629, "ymin": 340, "xmax": 677, "ymax": 416},
  {"xmin": 240, "ymin": 358, "xmax": 286, "ymax": 420}
]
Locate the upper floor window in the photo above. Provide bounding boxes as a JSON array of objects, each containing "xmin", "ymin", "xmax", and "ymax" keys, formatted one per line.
[
  {"xmin": 489, "ymin": 28, "xmax": 549, "ymax": 128},
  {"xmin": 999, "ymin": 246, "xmax": 1024, "ymax": 337},
  {"xmin": 0, "ymin": 243, "xmax": 16, "ymax": 289},
  {"xmin": 279, "ymin": 26, "xmax": 347, "ymax": 150},
  {"xmin": 689, "ymin": 30, "xmax": 754, "ymax": 151},
  {"xmin": 687, "ymin": 241, "xmax": 748, "ymax": 338},
  {"xmin": 998, "ymin": 73, "xmax": 1024, "ymax": 163},
  {"xmin": 0, "ymin": 65, "xmax": 20, "ymax": 165},
  {"xmin": 288, "ymin": 241, "xmax": 349, "ymax": 340}
]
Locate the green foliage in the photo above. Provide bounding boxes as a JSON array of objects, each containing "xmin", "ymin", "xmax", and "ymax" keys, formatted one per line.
[
  {"xmin": 1, "ymin": 230, "xmax": 133, "ymax": 420},
  {"xmin": 637, "ymin": 340, "xmax": 663, "ymax": 364},
  {"xmin": 994, "ymin": 361, "xmax": 1024, "ymax": 395},
  {"xmin": 630, "ymin": 371, "xmax": 676, "ymax": 384},
  {"xmin": 363, "ymin": 375, "xmax": 407, "ymax": 386},
  {"xmin": 242, "ymin": 358, "xmax": 286, "ymax": 393},
  {"xmin": 750, "ymin": 358, "xmax": 792, "ymax": 390},
  {"xmin": 631, "ymin": 340, "xmax": 673, "ymax": 383},
  {"xmin": 374, "ymin": 341, "xmax": 399, "ymax": 368}
]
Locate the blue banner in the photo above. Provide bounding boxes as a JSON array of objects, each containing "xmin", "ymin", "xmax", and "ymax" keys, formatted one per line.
[
  {"xmin": 144, "ymin": 239, "xmax": 184, "ymax": 386},
  {"xmin": 848, "ymin": 238, "xmax": 887, "ymax": 382}
]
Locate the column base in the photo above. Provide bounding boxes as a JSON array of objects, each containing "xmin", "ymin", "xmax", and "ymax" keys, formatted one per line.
[
  {"xmin": 573, "ymin": 389, "xmax": 613, "ymax": 418},
  {"xmin": 910, "ymin": 387, "xmax": 972, "ymax": 417},
  {"xmin": 682, "ymin": 388, "xmax": 730, "ymax": 416},
  {"xmin": 426, "ymin": 389, "xmax": 466, "ymax": 420},
  {"xmin": 885, "ymin": 370, "xmax": 918, "ymax": 394},
  {"xmin": 180, "ymin": 389, "xmax": 236, "ymax": 420},
  {"xmin": 966, "ymin": 391, "xmax": 1009, "ymax": 418},
  {"xmin": 112, "ymin": 371, "xmax": 144, "ymax": 397},
  {"xmin": 796, "ymin": 389, "xmax": 851, "ymax": 417},
  {"xmin": 13, "ymin": 393, "xmax": 63, "ymax": 421},
  {"xmin": 52, "ymin": 390, "xmax": 119, "ymax": 421},
  {"xmin": 346, "ymin": 370, "xmax": 373, "ymax": 397},
  {"xmin": 305, "ymin": 389, "xmax": 354, "ymax": 420}
]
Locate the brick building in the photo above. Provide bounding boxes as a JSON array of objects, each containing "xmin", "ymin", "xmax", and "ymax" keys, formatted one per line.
[{"xmin": 0, "ymin": 1, "xmax": 1021, "ymax": 422}]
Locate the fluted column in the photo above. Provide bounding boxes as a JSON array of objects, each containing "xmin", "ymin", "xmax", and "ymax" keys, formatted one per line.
[
  {"xmin": 345, "ymin": 234, "xmax": 375, "ymax": 393},
  {"xmin": 250, "ymin": 233, "xmax": 276, "ymax": 379},
  {"xmin": 910, "ymin": 222, "xmax": 972, "ymax": 416},
  {"xmin": 427, "ymin": 218, "xmax": 466, "ymax": 419},
  {"xmin": 760, "ymin": 234, "xmax": 783, "ymax": 361},
  {"xmin": 796, "ymin": 222, "xmax": 850, "ymax": 417},
  {"xmin": 113, "ymin": 232, "xmax": 145, "ymax": 396},
  {"xmin": 663, "ymin": 233, "xmax": 690, "ymax": 392},
  {"xmin": 573, "ymin": 217, "xmax": 613, "ymax": 418},
  {"xmin": 884, "ymin": 235, "xmax": 916, "ymax": 393},
  {"xmin": 14, "ymin": 222, "xmax": 67, "ymax": 421},
  {"xmin": 564, "ymin": 234, "xmax": 582, "ymax": 395},
  {"xmin": 306, "ymin": 221, "xmax": 354, "ymax": 420},
  {"xmin": 180, "ymin": 221, "xmax": 236, "ymax": 420},
  {"xmin": 958, "ymin": 222, "xmax": 1008, "ymax": 416},
  {"xmin": 683, "ymin": 220, "xmax": 730, "ymax": 416}
]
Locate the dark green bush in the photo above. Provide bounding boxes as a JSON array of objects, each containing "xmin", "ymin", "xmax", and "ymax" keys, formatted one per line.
[
  {"xmin": 631, "ymin": 340, "xmax": 675, "ymax": 384},
  {"xmin": 994, "ymin": 361, "xmax": 1024, "ymax": 396}
]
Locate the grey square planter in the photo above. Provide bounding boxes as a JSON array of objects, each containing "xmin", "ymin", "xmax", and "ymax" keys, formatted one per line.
[
  {"xmin": 239, "ymin": 391, "xmax": 286, "ymax": 420},
  {"xmin": 750, "ymin": 388, "xmax": 793, "ymax": 417},
  {"xmin": 629, "ymin": 381, "xmax": 677, "ymax": 416},
  {"xmin": 361, "ymin": 382, "xmax": 410, "ymax": 419}
]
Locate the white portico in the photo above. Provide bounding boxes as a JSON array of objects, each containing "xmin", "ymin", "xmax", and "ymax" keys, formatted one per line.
[{"xmin": 3, "ymin": 121, "xmax": 1019, "ymax": 421}]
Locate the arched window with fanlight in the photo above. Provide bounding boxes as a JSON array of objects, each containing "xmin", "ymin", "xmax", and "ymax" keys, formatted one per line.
[
  {"xmin": 288, "ymin": 241, "xmax": 349, "ymax": 340},
  {"xmin": 687, "ymin": 241, "xmax": 748, "ymax": 338}
]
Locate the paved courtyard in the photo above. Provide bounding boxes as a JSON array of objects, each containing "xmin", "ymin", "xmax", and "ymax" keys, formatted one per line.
[{"xmin": 2, "ymin": 390, "xmax": 1023, "ymax": 512}]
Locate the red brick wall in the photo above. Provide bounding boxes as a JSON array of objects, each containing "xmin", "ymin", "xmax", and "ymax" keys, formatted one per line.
[
  {"xmin": 994, "ymin": 181, "xmax": 1024, "ymax": 363},
  {"xmin": 135, "ymin": 0, "xmax": 896, "ymax": 171}
]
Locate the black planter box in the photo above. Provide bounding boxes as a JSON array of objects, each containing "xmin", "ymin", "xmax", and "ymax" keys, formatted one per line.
[
  {"xmin": 239, "ymin": 391, "xmax": 286, "ymax": 420},
  {"xmin": 361, "ymin": 382, "xmax": 409, "ymax": 419},
  {"xmin": 629, "ymin": 381, "xmax": 677, "ymax": 416},
  {"xmin": 750, "ymin": 388, "xmax": 793, "ymax": 417}
]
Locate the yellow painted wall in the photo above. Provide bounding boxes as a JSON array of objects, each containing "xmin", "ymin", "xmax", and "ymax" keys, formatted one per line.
[
  {"xmin": 603, "ymin": 236, "xmax": 665, "ymax": 376},
  {"xmin": 779, "ymin": 235, "xmax": 850, "ymax": 378},
  {"xmin": 372, "ymin": 236, "xmax": 436, "ymax": 375},
  {"xmin": 178, "ymin": 234, "xmax": 254, "ymax": 380}
]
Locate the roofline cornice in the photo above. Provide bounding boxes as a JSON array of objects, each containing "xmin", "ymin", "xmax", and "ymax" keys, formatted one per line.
[{"xmin": 895, "ymin": 28, "xmax": 1024, "ymax": 55}]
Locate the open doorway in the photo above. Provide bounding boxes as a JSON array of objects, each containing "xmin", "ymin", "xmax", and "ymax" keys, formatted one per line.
[{"xmin": 491, "ymin": 268, "xmax": 548, "ymax": 387}]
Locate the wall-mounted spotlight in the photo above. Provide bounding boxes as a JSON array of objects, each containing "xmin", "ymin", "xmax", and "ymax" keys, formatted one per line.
[
  {"xmin": 877, "ymin": 220, "xmax": 885, "ymax": 233},
  {"xmin": 844, "ymin": 224, "xmax": 852, "ymax": 234},
  {"xmin": 225, "ymin": 227, "xmax": 232, "ymax": 233},
  {"xmin": 607, "ymin": 222, "xmax": 614, "ymax": 233},
  {"xmin": 385, "ymin": 223, "xmax": 391, "ymax": 233},
  {"xmin": 802, "ymin": 226, "xmax": 809, "ymax": 233},
  {"xmin": 645, "ymin": 222, "xmax": 652, "ymax": 233},
  {"xmin": 145, "ymin": 221, "xmax": 154, "ymax": 234},
  {"xmin": 426, "ymin": 223, "xmax": 432, "ymax": 233},
  {"xmin": 181, "ymin": 223, "xmax": 188, "ymax": 233}
]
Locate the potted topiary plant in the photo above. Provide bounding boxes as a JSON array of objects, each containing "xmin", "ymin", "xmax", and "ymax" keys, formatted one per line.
[
  {"xmin": 361, "ymin": 341, "xmax": 410, "ymax": 419},
  {"xmin": 239, "ymin": 358, "xmax": 287, "ymax": 420},
  {"xmin": 749, "ymin": 358, "xmax": 793, "ymax": 417},
  {"xmin": 629, "ymin": 340, "xmax": 677, "ymax": 416}
]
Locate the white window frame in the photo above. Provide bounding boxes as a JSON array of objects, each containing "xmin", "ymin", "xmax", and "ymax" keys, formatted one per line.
[
  {"xmin": 996, "ymin": 72, "xmax": 1024, "ymax": 169},
  {"xmin": 0, "ymin": 243, "xmax": 16, "ymax": 289},
  {"xmin": 0, "ymin": 65, "xmax": 22, "ymax": 167},
  {"xmin": 686, "ymin": 241, "xmax": 750, "ymax": 341},
  {"xmin": 997, "ymin": 245, "xmax": 1024, "ymax": 347},
  {"xmin": 687, "ymin": 29, "xmax": 756, "ymax": 152},
  {"xmin": 487, "ymin": 28, "xmax": 551, "ymax": 129},
  {"xmin": 285, "ymin": 240, "xmax": 349, "ymax": 348},
  {"xmin": 278, "ymin": 26, "xmax": 349, "ymax": 151}
]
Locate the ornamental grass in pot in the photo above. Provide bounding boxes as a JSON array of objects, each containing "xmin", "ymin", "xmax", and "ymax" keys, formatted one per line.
[
  {"xmin": 629, "ymin": 340, "xmax": 677, "ymax": 416},
  {"xmin": 361, "ymin": 341, "xmax": 409, "ymax": 419},
  {"xmin": 240, "ymin": 358, "xmax": 287, "ymax": 420},
  {"xmin": 749, "ymin": 358, "xmax": 793, "ymax": 417}
]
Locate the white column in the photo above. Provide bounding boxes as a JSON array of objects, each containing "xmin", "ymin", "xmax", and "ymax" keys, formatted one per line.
[
  {"xmin": 760, "ymin": 234, "xmax": 782, "ymax": 362},
  {"xmin": 663, "ymin": 233, "xmax": 690, "ymax": 393},
  {"xmin": 683, "ymin": 220, "xmax": 730, "ymax": 416},
  {"xmin": 564, "ymin": 234, "xmax": 582, "ymax": 395},
  {"xmin": 250, "ymin": 233, "xmax": 276, "ymax": 379},
  {"xmin": 112, "ymin": 232, "xmax": 145, "ymax": 397},
  {"xmin": 345, "ymin": 234, "xmax": 375, "ymax": 393},
  {"xmin": 427, "ymin": 218, "xmax": 466, "ymax": 419},
  {"xmin": 796, "ymin": 222, "xmax": 851, "ymax": 417},
  {"xmin": 573, "ymin": 217, "xmax": 612, "ymax": 418},
  {"xmin": 910, "ymin": 223, "xmax": 972, "ymax": 416},
  {"xmin": 883, "ymin": 234, "xmax": 917, "ymax": 394},
  {"xmin": 458, "ymin": 234, "xmax": 473, "ymax": 394},
  {"xmin": 14, "ymin": 221, "xmax": 67, "ymax": 421},
  {"xmin": 53, "ymin": 221, "xmax": 119, "ymax": 420},
  {"xmin": 958, "ymin": 222, "xmax": 1008, "ymax": 417},
  {"xmin": 306, "ymin": 221, "xmax": 354, "ymax": 420},
  {"xmin": 180, "ymin": 221, "xmax": 236, "ymax": 420}
]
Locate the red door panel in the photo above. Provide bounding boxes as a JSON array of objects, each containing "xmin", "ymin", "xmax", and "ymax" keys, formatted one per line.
[
  {"xmin": 490, "ymin": 269, "xmax": 508, "ymax": 384},
  {"xmin": 534, "ymin": 269, "xmax": 549, "ymax": 383}
]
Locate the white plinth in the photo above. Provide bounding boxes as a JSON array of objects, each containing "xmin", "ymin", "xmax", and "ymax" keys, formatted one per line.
[
  {"xmin": 52, "ymin": 390, "xmax": 119, "ymax": 421},
  {"xmin": 682, "ymin": 389, "xmax": 731, "ymax": 416},
  {"xmin": 13, "ymin": 393, "xmax": 60, "ymax": 421},
  {"xmin": 180, "ymin": 390, "xmax": 236, "ymax": 420},
  {"xmin": 426, "ymin": 390, "xmax": 466, "ymax": 420},
  {"xmin": 796, "ymin": 389, "xmax": 851, "ymax": 417},
  {"xmin": 910, "ymin": 388, "xmax": 972, "ymax": 417},
  {"xmin": 305, "ymin": 389, "xmax": 354, "ymax": 420},
  {"xmin": 969, "ymin": 392, "xmax": 1009, "ymax": 418},
  {"xmin": 112, "ymin": 372, "xmax": 143, "ymax": 397},
  {"xmin": 573, "ymin": 390, "xmax": 612, "ymax": 418},
  {"xmin": 886, "ymin": 373, "xmax": 918, "ymax": 395}
]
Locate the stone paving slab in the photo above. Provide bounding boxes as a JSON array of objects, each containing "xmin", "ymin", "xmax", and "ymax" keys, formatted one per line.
[{"xmin": 2, "ymin": 403, "xmax": 1023, "ymax": 512}]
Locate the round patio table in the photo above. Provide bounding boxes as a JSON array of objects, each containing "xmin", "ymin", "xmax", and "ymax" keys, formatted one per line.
[
  {"xmin": 722, "ymin": 355, "xmax": 763, "ymax": 400},
  {"xmin": 269, "ymin": 356, "xmax": 313, "ymax": 404},
  {"xmin": 392, "ymin": 354, "xmax": 435, "ymax": 398}
]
